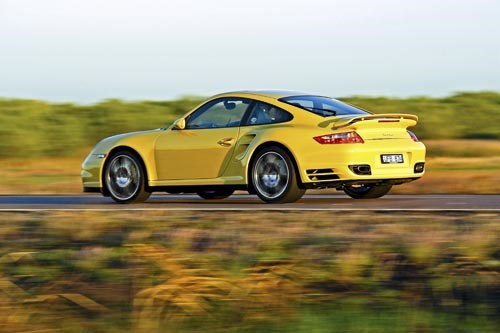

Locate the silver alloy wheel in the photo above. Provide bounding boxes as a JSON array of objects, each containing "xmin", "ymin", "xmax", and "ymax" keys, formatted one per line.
[
  {"xmin": 252, "ymin": 151, "xmax": 290, "ymax": 199},
  {"xmin": 106, "ymin": 154, "xmax": 141, "ymax": 201}
]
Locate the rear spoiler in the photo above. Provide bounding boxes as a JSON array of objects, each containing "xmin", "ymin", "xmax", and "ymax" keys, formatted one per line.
[{"xmin": 330, "ymin": 114, "xmax": 418, "ymax": 130}]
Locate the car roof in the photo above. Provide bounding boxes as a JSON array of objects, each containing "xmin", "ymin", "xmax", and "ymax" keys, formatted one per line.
[{"xmin": 215, "ymin": 90, "xmax": 313, "ymax": 99}]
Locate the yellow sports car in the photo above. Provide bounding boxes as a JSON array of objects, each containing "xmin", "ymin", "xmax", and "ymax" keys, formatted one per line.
[{"xmin": 82, "ymin": 90, "xmax": 426, "ymax": 203}]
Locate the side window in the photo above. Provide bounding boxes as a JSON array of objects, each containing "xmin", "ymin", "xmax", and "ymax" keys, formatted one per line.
[
  {"xmin": 245, "ymin": 102, "xmax": 293, "ymax": 126},
  {"xmin": 186, "ymin": 98, "xmax": 251, "ymax": 129}
]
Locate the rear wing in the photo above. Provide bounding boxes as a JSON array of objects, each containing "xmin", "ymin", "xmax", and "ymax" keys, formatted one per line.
[{"xmin": 330, "ymin": 114, "xmax": 418, "ymax": 130}]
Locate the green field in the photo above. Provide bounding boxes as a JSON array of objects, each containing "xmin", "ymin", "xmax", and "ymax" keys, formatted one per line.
[
  {"xmin": 0, "ymin": 211, "xmax": 499, "ymax": 332},
  {"xmin": 1, "ymin": 91, "xmax": 500, "ymax": 158}
]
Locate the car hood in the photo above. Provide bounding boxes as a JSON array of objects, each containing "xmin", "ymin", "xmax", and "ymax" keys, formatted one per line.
[{"xmin": 102, "ymin": 129, "xmax": 162, "ymax": 142}]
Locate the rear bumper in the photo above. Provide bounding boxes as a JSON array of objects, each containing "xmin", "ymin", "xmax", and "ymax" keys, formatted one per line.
[
  {"xmin": 302, "ymin": 177, "xmax": 420, "ymax": 189},
  {"xmin": 296, "ymin": 139, "xmax": 426, "ymax": 186}
]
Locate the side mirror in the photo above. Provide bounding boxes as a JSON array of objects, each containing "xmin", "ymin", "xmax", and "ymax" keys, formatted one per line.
[{"xmin": 173, "ymin": 118, "xmax": 186, "ymax": 130}]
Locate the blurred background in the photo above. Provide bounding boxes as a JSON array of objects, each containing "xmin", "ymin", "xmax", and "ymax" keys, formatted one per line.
[
  {"xmin": 1, "ymin": 211, "xmax": 499, "ymax": 332},
  {"xmin": 1, "ymin": 0, "xmax": 500, "ymax": 194},
  {"xmin": 1, "ymin": 0, "xmax": 499, "ymax": 332}
]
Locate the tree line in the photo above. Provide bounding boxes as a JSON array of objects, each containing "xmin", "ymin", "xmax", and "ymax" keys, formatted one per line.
[{"xmin": 1, "ymin": 91, "xmax": 499, "ymax": 158}]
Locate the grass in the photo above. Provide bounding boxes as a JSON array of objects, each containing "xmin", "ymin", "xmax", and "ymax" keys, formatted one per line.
[
  {"xmin": 390, "ymin": 140, "xmax": 500, "ymax": 193},
  {"xmin": 1, "ymin": 91, "xmax": 500, "ymax": 159},
  {"xmin": 0, "ymin": 211, "xmax": 499, "ymax": 332},
  {"xmin": 391, "ymin": 160, "xmax": 500, "ymax": 194},
  {"xmin": 424, "ymin": 140, "xmax": 500, "ymax": 158},
  {"xmin": 1, "ymin": 140, "xmax": 499, "ymax": 194},
  {"xmin": 0, "ymin": 156, "xmax": 84, "ymax": 194}
]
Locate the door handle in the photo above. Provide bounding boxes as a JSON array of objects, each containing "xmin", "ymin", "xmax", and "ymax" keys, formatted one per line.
[{"xmin": 217, "ymin": 137, "xmax": 234, "ymax": 147}]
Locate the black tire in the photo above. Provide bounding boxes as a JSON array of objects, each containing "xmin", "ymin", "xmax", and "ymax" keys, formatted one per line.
[
  {"xmin": 197, "ymin": 189, "xmax": 234, "ymax": 200},
  {"xmin": 104, "ymin": 151, "xmax": 151, "ymax": 204},
  {"xmin": 343, "ymin": 184, "xmax": 392, "ymax": 199},
  {"xmin": 250, "ymin": 146, "xmax": 305, "ymax": 203}
]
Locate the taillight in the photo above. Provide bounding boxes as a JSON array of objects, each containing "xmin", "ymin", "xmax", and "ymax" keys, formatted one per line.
[
  {"xmin": 313, "ymin": 131, "xmax": 364, "ymax": 144},
  {"xmin": 408, "ymin": 130, "xmax": 419, "ymax": 142}
]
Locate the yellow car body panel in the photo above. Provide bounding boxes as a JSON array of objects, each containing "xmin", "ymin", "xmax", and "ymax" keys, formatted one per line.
[
  {"xmin": 82, "ymin": 90, "xmax": 426, "ymax": 201},
  {"xmin": 81, "ymin": 130, "xmax": 162, "ymax": 188},
  {"xmin": 154, "ymin": 126, "xmax": 240, "ymax": 180}
]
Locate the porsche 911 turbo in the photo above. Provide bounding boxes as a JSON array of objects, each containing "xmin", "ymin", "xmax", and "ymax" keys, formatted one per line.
[{"xmin": 82, "ymin": 90, "xmax": 426, "ymax": 203}]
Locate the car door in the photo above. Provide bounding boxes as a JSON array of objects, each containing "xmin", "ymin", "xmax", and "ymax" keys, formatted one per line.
[{"xmin": 155, "ymin": 97, "xmax": 252, "ymax": 180}]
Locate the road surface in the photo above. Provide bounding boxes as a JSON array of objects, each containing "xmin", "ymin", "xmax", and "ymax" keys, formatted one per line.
[{"xmin": 0, "ymin": 194, "xmax": 498, "ymax": 211}]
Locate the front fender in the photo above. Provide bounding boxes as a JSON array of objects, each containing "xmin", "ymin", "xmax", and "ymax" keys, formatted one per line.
[{"xmin": 83, "ymin": 130, "xmax": 163, "ymax": 189}]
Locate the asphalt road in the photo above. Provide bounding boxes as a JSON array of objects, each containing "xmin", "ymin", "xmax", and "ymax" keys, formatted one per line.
[{"xmin": 0, "ymin": 194, "xmax": 498, "ymax": 211}]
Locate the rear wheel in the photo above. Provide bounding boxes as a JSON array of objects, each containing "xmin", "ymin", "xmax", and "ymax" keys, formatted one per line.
[
  {"xmin": 251, "ymin": 146, "xmax": 305, "ymax": 203},
  {"xmin": 197, "ymin": 189, "xmax": 234, "ymax": 200},
  {"xmin": 104, "ymin": 151, "xmax": 151, "ymax": 204},
  {"xmin": 343, "ymin": 184, "xmax": 392, "ymax": 199}
]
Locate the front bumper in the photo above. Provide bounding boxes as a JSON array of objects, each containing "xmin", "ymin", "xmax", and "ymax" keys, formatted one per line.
[{"xmin": 81, "ymin": 153, "xmax": 106, "ymax": 191}]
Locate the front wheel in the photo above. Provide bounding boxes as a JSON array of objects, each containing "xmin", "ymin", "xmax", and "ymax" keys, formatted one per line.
[
  {"xmin": 343, "ymin": 184, "xmax": 392, "ymax": 199},
  {"xmin": 197, "ymin": 189, "xmax": 234, "ymax": 200},
  {"xmin": 251, "ymin": 147, "xmax": 305, "ymax": 203},
  {"xmin": 104, "ymin": 151, "xmax": 151, "ymax": 204}
]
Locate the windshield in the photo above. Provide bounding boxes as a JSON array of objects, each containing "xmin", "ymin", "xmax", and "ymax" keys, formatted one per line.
[{"xmin": 279, "ymin": 95, "xmax": 369, "ymax": 117}]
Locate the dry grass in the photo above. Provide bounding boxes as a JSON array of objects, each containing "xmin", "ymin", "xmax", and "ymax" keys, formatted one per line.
[
  {"xmin": 392, "ymin": 157, "xmax": 500, "ymax": 194},
  {"xmin": 0, "ymin": 211, "xmax": 499, "ymax": 332},
  {"xmin": 1, "ymin": 141, "xmax": 499, "ymax": 194},
  {"xmin": 424, "ymin": 139, "xmax": 500, "ymax": 157},
  {"xmin": 0, "ymin": 156, "xmax": 84, "ymax": 194}
]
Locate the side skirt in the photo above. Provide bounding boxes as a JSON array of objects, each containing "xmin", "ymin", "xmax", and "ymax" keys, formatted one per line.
[{"xmin": 149, "ymin": 184, "xmax": 248, "ymax": 194}]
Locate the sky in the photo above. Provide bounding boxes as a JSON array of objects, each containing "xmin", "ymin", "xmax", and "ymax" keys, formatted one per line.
[{"xmin": 1, "ymin": 0, "xmax": 499, "ymax": 103}]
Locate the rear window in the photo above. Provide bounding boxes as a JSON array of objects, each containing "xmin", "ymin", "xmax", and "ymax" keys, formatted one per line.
[{"xmin": 280, "ymin": 95, "xmax": 369, "ymax": 117}]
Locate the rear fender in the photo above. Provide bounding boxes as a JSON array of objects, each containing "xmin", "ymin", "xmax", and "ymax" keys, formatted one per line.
[{"xmin": 241, "ymin": 128, "xmax": 305, "ymax": 186}]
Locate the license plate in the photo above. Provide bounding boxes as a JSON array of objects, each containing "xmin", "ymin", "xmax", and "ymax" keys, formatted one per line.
[{"xmin": 381, "ymin": 154, "xmax": 404, "ymax": 164}]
